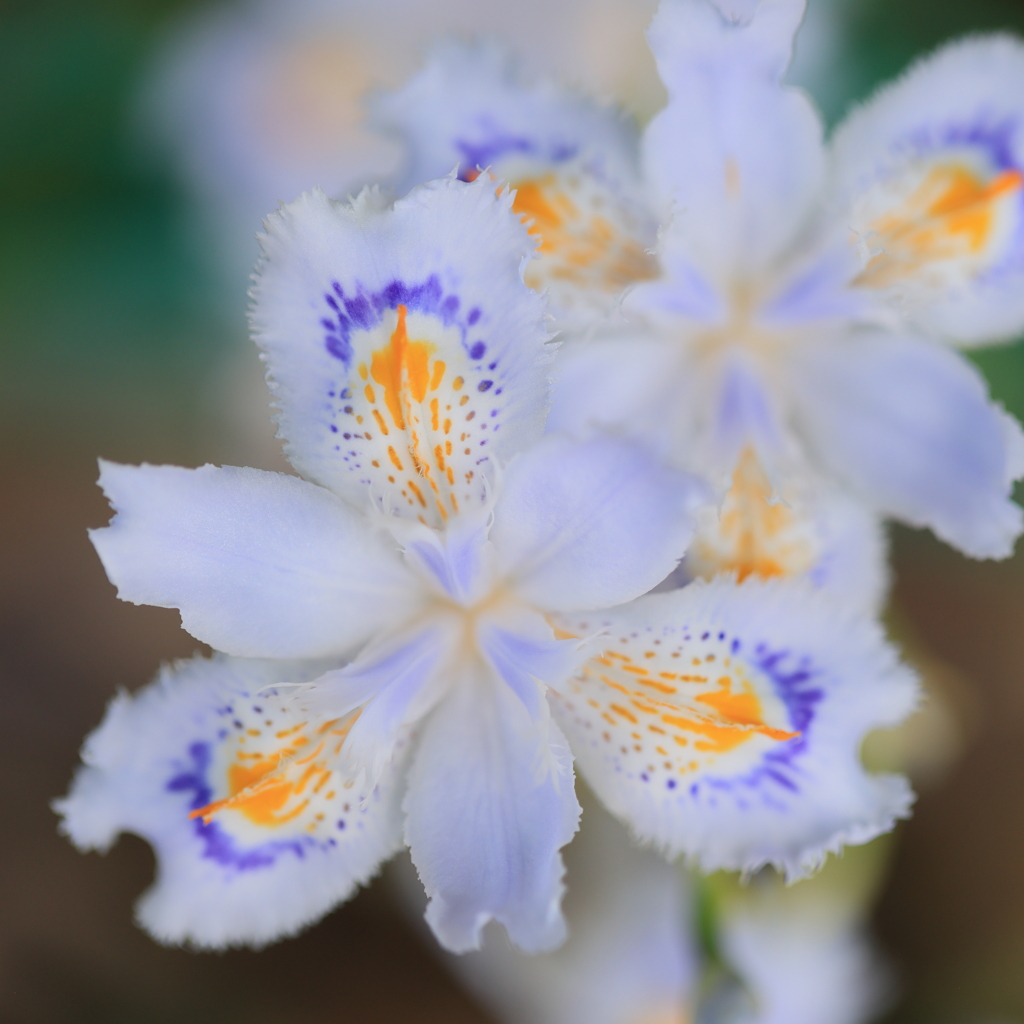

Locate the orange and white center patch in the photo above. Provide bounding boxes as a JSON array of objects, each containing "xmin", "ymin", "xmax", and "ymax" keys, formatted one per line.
[
  {"xmin": 853, "ymin": 156, "xmax": 1023, "ymax": 291},
  {"xmin": 509, "ymin": 167, "xmax": 658, "ymax": 311},
  {"xmin": 324, "ymin": 298, "xmax": 509, "ymax": 528},
  {"xmin": 553, "ymin": 619, "xmax": 801, "ymax": 790},
  {"xmin": 686, "ymin": 448, "xmax": 818, "ymax": 583},
  {"xmin": 190, "ymin": 696, "xmax": 363, "ymax": 845}
]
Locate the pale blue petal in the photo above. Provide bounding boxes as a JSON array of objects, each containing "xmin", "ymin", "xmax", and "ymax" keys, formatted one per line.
[
  {"xmin": 710, "ymin": 351, "xmax": 790, "ymax": 480},
  {"xmin": 251, "ymin": 177, "xmax": 552, "ymax": 526},
  {"xmin": 477, "ymin": 606, "xmax": 590, "ymax": 719},
  {"xmin": 547, "ymin": 334, "xmax": 691, "ymax": 464},
  {"xmin": 319, "ymin": 624, "xmax": 454, "ymax": 783},
  {"xmin": 721, "ymin": 895, "xmax": 886, "ymax": 1024},
  {"xmin": 551, "ymin": 576, "xmax": 918, "ymax": 881},
  {"xmin": 393, "ymin": 511, "xmax": 494, "ymax": 604},
  {"xmin": 761, "ymin": 240, "xmax": 868, "ymax": 325},
  {"xmin": 790, "ymin": 332, "xmax": 1024, "ymax": 558},
  {"xmin": 55, "ymin": 655, "xmax": 406, "ymax": 949},
  {"xmin": 404, "ymin": 669, "xmax": 581, "ymax": 953},
  {"xmin": 642, "ymin": 0, "xmax": 824, "ymax": 280},
  {"xmin": 444, "ymin": 799, "xmax": 696, "ymax": 1024},
  {"xmin": 625, "ymin": 246, "xmax": 725, "ymax": 324},
  {"xmin": 90, "ymin": 462, "xmax": 421, "ymax": 658},
  {"xmin": 369, "ymin": 40, "xmax": 640, "ymax": 193},
  {"xmin": 296, "ymin": 624, "xmax": 448, "ymax": 722},
  {"xmin": 491, "ymin": 435, "xmax": 708, "ymax": 612}
]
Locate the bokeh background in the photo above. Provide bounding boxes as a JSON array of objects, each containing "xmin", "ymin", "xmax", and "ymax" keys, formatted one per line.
[{"xmin": 4, "ymin": 0, "xmax": 1024, "ymax": 1020}]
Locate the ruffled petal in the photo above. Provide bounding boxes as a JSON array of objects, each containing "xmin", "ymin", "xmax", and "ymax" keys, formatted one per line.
[
  {"xmin": 442, "ymin": 798, "xmax": 696, "ymax": 1024},
  {"xmin": 369, "ymin": 40, "xmax": 641, "ymax": 194},
  {"xmin": 642, "ymin": 0, "xmax": 825, "ymax": 282},
  {"xmin": 490, "ymin": 434, "xmax": 708, "ymax": 612},
  {"xmin": 789, "ymin": 331, "xmax": 1024, "ymax": 559},
  {"xmin": 404, "ymin": 665, "xmax": 581, "ymax": 953},
  {"xmin": 251, "ymin": 176, "xmax": 552, "ymax": 527},
  {"xmin": 550, "ymin": 576, "xmax": 918, "ymax": 880},
  {"xmin": 55, "ymin": 655, "xmax": 407, "ymax": 948},
  {"xmin": 829, "ymin": 36, "xmax": 1024, "ymax": 345},
  {"xmin": 510, "ymin": 161, "xmax": 660, "ymax": 328},
  {"xmin": 90, "ymin": 462, "xmax": 420, "ymax": 658}
]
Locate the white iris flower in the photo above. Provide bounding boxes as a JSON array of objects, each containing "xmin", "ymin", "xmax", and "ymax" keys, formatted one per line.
[
  {"xmin": 58, "ymin": 177, "xmax": 704, "ymax": 953},
  {"xmin": 377, "ymin": 0, "xmax": 1024, "ymax": 560}
]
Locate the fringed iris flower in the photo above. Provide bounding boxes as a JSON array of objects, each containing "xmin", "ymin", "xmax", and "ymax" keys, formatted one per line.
[
  {"xmin": 378, "ymin": 0, "xmax": 1024, "ymax": 559},
  {"xmin": 58, "ymin": 176, "xmax": 704, "ymax": 953}
]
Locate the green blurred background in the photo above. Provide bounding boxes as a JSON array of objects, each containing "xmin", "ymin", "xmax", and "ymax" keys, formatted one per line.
[{"xmin": 4, "ymin": 0, "xmax": 1024, "ymax": 1020}]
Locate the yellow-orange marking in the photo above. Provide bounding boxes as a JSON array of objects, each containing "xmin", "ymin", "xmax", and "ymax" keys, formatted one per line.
[
  {"xmin": 857, "ymin": 163, "xmax": 1024, "ymax": 288},
  {"xmin": 688, "ymin": 448, "xmax": 817, "ymax": 584}
]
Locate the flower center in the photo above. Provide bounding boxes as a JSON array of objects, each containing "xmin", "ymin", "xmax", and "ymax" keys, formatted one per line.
[{"xmin": 688, "ymin": 279, "xmax": 788, "ymax": 370}]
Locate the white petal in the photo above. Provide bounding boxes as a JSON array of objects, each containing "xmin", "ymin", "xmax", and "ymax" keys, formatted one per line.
[
  {"xmin": 551, "ymin": 576, "xmax": 918, "ymax": 880},
  {"xmin": 491, "ymin": 435, "xmax": 708, "ymax": 612},
  {"xmin": 251, "ymin": 176, "xmax": 552, "ymax": 527},
  {"xmin": 547, "ymin": 333, "xmax": 694, "ymax": 464},
  {"xmin": 369, "ymin": 40, "xmax": 641, "ymax": 194},
  {"xmin": 91, "ymin": 461, "xmax": 420, "ymax": 658},
  {"xmin": 55, "ymin": 655, "xmax": 406, "ymax": 949},
  {"xmin": 404, "ymin": 667, "xmax": 581, "ymax": 953},
  {"xmin": 443, "ymin": 798, "xmax": 696, "ymax": 1024},
  {"xmin": 830, "ymin": 36, "xmax": 1024, "ymax": 345},
  {"xmin": 790, "ymin": 331, "xmax": 1024, "ymax": 559},
  {"xmin": 642, "ymin": 0, "xmax": 825, "ymax": 280}
]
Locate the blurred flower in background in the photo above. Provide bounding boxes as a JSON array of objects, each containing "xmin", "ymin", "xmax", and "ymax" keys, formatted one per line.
[
  {"xmin": 135, "ymin": 0, "xmax": 851, "ymax": 294},
  {"xmin": 5, "ymin": 0, "xmax": 1024, "ymax": 1022}
]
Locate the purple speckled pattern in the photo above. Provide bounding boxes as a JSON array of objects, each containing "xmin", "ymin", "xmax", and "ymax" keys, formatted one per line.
[
  {"xmin": 689, "ymin": 640, "xmax": 824, "ymax": 808},
  {"xmin": 159, "ymin": 682, "xmax": 388, "ymax": 874},
  {"xmin": 321, "ymin": 274, "xmax": 466, "ymax": 368},
  {"xmin": 553, "ymin": 612, "xmax": 829, "ymax": 814},
  {"xmin": 315, "ymin": 273, "xmax": 519, "ymax": 514},
  {"xmin": 649, "ymin": 630, "xmax": 822, "ymax": 805}
]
